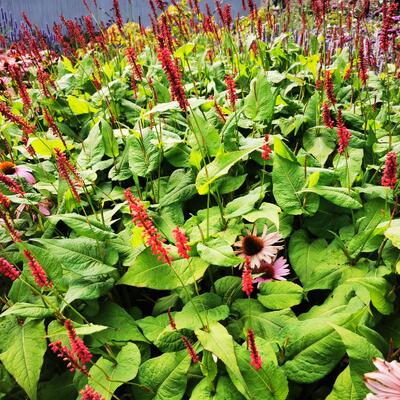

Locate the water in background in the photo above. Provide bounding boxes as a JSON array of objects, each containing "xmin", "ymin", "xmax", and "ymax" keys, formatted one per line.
[{"xmin": 0, "ymin": 0, "xmax": 253, "ymax": 40}]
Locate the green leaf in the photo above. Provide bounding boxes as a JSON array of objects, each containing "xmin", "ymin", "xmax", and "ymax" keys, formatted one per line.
[
  {"xmin": 303, "ymin": 127, "xmax": 336, "ymax": 166},
  {"xmin": 36, "ymin": 238, "xmax": 117, "ymax": 276},
  {"xmin": 88, "ymin": 343, "xmax": 141, "ymax": 400},
  {"xmin": 47, "ymin": 213, "xmax": 116, "ymax": 240},
  {"xmin": 214, "ymin": 276, "xmax": 244, "ymax": 305},
  {"xmin": 160, "ymin": 169, "xmax": 196, "ymax": 207},
  {"xmin": 332, "ymin": 326, "xmax": 382, "ymax": 399},
  {"xmin": 326, "ymin": 367, "xmax": 358, "ymax": 400},
  {"xmin": 244, "ymin": 72, "xmax": 276, "ymax": 123},
  {"xmin": 384, "ymin": 219, "xmax": 400, "ymax": 249},
  {"xmin": 258, "ymin": 281, "xmax": 303, "ymax": 310},
  {"xmin": 224, "ymin": 186, "xmax": 265, "ymax": 219},
  {"xmin": 29, "ymin": 137, "xmax": 69, "ymax": 157},
  {"xmin": 196, "ymin": 147, "xmax": 258, "ymax": 195},
  {"xmin": 67, "ymin": 95, "xmax": 98, "ymax": 115},
  {"xmin": 242, "ymin": 202, "xmax": 281, "ymax": 229},
  {"xmin": 272, "ymin": 153, "xmax": 304, "ymax": 215},
  {"xmin": 64, "ymin": 277, "xmax": 114, "ymax": 303},
  {"xmin": 1, "ymin": 303, "xmax": 53, "ymax": 319},
  {"xmin": 134, "ymin": 351, "xmax": 191, "ymax": 400},
  {"xmin": 335, "ymin": 148, "xmax": 364, "ymax": 188},
  {"xmin": 77, "ymin": 122, "xmax": 105, "ymax": 168},
  {"xmin": 303, "ymin": 92, "xmax": 320, "ymax": 126},
  {"xmin": 197, "ymin": 238, "xmax": 242, "ymax": 267},
  {"xmin": 288, "ymin": 230, "xmax": 327, "ymax": 286},
  {"xmin": 127, "ymin": 130, "xmax": 160, "ymax": 177},
  {"xmin": 302, "ymin": 186, "xmax": 362, "ymax": 209},
  {"xmin": 0, "ymin": 319, "xmax": 46, "ymax": 400},
  {"xmin": 118, "ymin": 248, "xmax": 209, "ymax": 290},
  {"xmin": 100, "ymin": 119, "xmax": 119, "ymax": 158}
]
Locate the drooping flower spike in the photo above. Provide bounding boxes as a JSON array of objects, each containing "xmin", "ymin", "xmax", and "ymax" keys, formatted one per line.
[
  {"xmin": 23, "ymin": 249, "xmax": 52, "ymax": 288},
  {"xmin": 172, "ymin": 226, "xmax": 191, "ymax": 259},
  {"xmin": 80, "ymin": 385, "xmax": 105, "ymax": 400},
  {"xmin": 0, "ymin": 257, "xmax": 20, "ymax": 281},
  {"xmin": 247, "ymin": 329, "xmax": 262, "ymax": 370},
  {"xmin": 382, "ymin": 151, "xmax": 397, "ymax": 190}
]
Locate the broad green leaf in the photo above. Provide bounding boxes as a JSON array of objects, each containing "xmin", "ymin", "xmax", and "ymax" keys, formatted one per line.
[
  {"xmin": 214, "ymin": 276, "xmax": 244, "ymax": 305},
  {"xmin": 1, "ymin": 303, "xmax": 53, "ymax": 319},
  {"xmin": 134, "ymin": 351, "xmax": 191, "ymax": 400},
  {"xmin": 29, "ymin": 137, "xmax": 69, "ymax": 157},
  {"xmin": 64, "ymin": 277, "xmax": 114, "ymax": 303},
  {"xmin": 303, "ymin": 127, "xmax": 336, "ymax": 166},
  {"xmin": 303, "ymin": 92, "xmax": 320, "ymax": 126},
  {"xmin": 0, "ymin": 319, "xmax": 46, "ymax": 400},
  {"xmin": 258, "ymin": 281, "xmax": 303, "ymax": 310},
  {"xmin": 100, "ymin": 119, "xmax": 119, "ymax": 158},
  {"xmin": 302, "ymin": 186, "xmax": 362, "ymax": 209},
  {"xmin": 335, "ymin": 148, "xmax": 364, "ymax": 188},
  {"xmin": 384, "ymin": 219, "xmax": 400, "ymax": 249},
  {"xmin": 67, "ymin": 95, "xmax": 98, "ymax": 115},
  {"xmin": 77, "ymin": 121, "xmax": 104, "ymax": 168},
  {"xmin": 196, "ymin": 147, "xmax": 258, "ymax": 195},
  {"xmin": 243, "ymin": 202, "xmax": 281, "ymax": 229},
  {"xmin": 224, "ymin": 185, "xmax": 266, "ymax": 219},
  {"xmin": 118, "ymin": 248, "xmax": 209, "ymax": 290},
  {"xmin": 36, "ymin": 238, "xmax": 117, "ymax": 276},
  {"xmin": 244, "ymin": 72, "xmax": 276, "ymax": 123},
  {"xmin": 88, "ymin": 343, "xmax": 141, "ymax": 400},
  {"xmin": 332, "ymin": 326, "xmax": 382, "ymax": 399},
  {"xmin": 197, "ymin": 238, "xmax": 242, "ymax": 266},
  {"xmin": 327, "ymin": 367, "xmax": 358, "ymax": 400},
  {"xmin": 160, "ymin": 169, "xmax": 196, "ymax": 207}
]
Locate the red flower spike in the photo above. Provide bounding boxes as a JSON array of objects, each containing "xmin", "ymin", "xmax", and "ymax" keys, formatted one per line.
[
  {"xmin": 172, "ymin": 226, "xmax": 191, "ymax": 259},
  {"xmin": 242, "ymin": 257, "xmax": 253, "ymax": 297},
  {"xmin": 64, "ymin": 320, "xmax": 92, "ymax": 365},
  {"xmin": 48, "ymin": 341, "xmax": 88, "ymax": 375},
  {"xmin": 0, "ymin": 257, "xmax": 20, "ymax": 281},
  {"xmin": 0, "ymin": 193, "xmax": 11, "ymax": 208},
  {"xmin": 0, "ymin": 174, "xmax": 25, "ymax": 195},
  {"xmin": 0, "ymin": 211, "xmax": 22, "ymax": 242},
  {"xmin": 181, "ymin": 336, "xmax": 199, "ymax": 363},
  {"xmin": 0, "ymin": 102, "xmax": 36, "ymax": 136},
  {"xmin": 80, "ymin": 385, "xmax": 105, "ymax": 400},
  {"xmin": 113, "ymin": 0, "xmax": 123, "ymax": 31},
  {"xmin": 23, "ymin": 249, "xmax": 52, "ymax": 288},
  {"xmin": 382, "ymin": 151, "xmax": 398, "ymax": 189},
  {"xmin": 324, "ymin": 70, "xmax": 336, "ymax": 106},
  {"xmin": 336, "ymin": 109, "xmax": 351, "ymax": 154},
  {"xmin": 247, "ymin": 329, "xmax": 262, "ymax": 370},
  {"xmin": 262, "ymin": 134, "xmax": 272, "ymax": 160},
  {"xmin": 125, "ymin": 189, "xmax": 172, "ymax": 265},
  {"xmin": 224, "ymin": 75, "xmax": 237, "ymax": 110},
  {"xmin": 322, "ymin": 102, "xmax": 334, "ymax": 128},
  {"xmin": 43, "ymin": 109, "xmax": 67, "ymax": 148},
  {"xmin": 168, "ymin": 307, "xmax": 177, "ymax": 330},
  {"xmin": 157, "ymin": 47, "xmax": 188, "ymax": 113}
]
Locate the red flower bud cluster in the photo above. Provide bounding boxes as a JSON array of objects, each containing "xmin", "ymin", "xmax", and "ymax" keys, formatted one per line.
[
  {"xmin": 322, "ymin": 102, "xmax": 334, "ymax": 128},
  {"xmin": 247, "ymin": 329, "xmax": 262, "ymax": 370},
  {"xmin": 54, "ymin": 148, "xmax": 82, "ymax": 203},
  {"xmin": 0, "ymin": 257, "xmax": 20, "ymax": 281},
  {"xmin": 157, "ymin": 47, "xmax": 188, "ymax": 113},
  {"xmin": 242, "ymin": 257, "xmax": 253, "ymax": 297},
  {"xmin": 0, "ymin": 193, "xmax": 11, "ymax": 208},
  {"xmin": 43, "ymin": 109, "xmax": 66, "ymax": 147},
  {"xmin": 0, "ymin": 174, "xmax": 25, "ymax": 195},
  {"xmin": 80, "ymin": 385, "xmax": 105, "ymax": 400},
  {"xmin": 0, "ymin": 210, "xmax": 22, "ymax": 242},
  {"xmin": 380, "ymin": 2, "xmax": 397, "ymax": 54},
  {"xmin": 358, "ymin": 39, "xmax": 368, "ymax": 86},
  {"xmin": 113, "ymin": 0, "xmax": 123, "ymax": 31},
  {"xmin": 49, "ymin": 341, "xmax": 89, "ymax": 375},
  {"xmin": 23, "ymin": 249, "xmax": 52, "ymax": 288},
  {"xmin": 262, "ymin": 134, "xmax": 272, "ymax": 160},
  {"xmin": 336, "ymin": 109, "xmax": 351, "ymax": 154},
  {"xmin": 224, "ymin": 75, "xmax": 237, "ymax": 110},
  {"xmin": 8, "ymin": 65, "xmax": 31, "ymax": 112},
  {"xmin": 0, "ymin": 102, "xmax": 35, "ymax": 136},
  {"xmin": 181, "ymin": 336, "xmax": 199, "ymax": 363},
  {"xmin": 324, "ymin": 70, "xmax": 336, "ymax": 105},
  {"xmin": 64, "ymin": 320, "xmax": 92, "ymax": 365},
  {"xmin": 382, "ymin": 151, "xmax": 398, "ymax": 189},
  {"xmin": 125, "ymin": 189, "xmax": 172, "ymax": 265},
  {"xmin": 172, "ymin": 226, "xmax": 191, "ymax": 259}
]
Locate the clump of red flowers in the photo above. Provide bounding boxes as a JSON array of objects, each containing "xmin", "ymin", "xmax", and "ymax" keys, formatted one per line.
[
  {"xmin": 382, "ymin": 151, "xmax": 398, "ymax": 189},
  {"xmin": 242, "ymin": 257, "xmax": 253, "ymax": 297},
  {"xmin": 262, "ymin": 134, "xmax": 272, "ymax": 160},
  {"xmin": 224, "ymin": 75, "xmax": 237, "ymax": 110},
  {"xmin": 324, "ymin": 70, "xmax": 336, "ymax": 106},
  {"xmin": 181, "ymin": 336, "xmax": 199, "ymax": 363},
  {"xmin": 172, "ymin": 226, "xmax": 191, "ymax": 259},
  {"xmin": 157, "ymin": 47, "xmax": 188, "ymax": 113},
  {"xmin": 125, "ymin": 189, "xmax": 172, "ymax": 265},
  {"xmin": 336, "ymin": 109, "xmax": 351, "ymax": 154},
  {"xmin": 80, "ymin": 385, "xmax": 105, "ymax": 400},
  {"xmin": 322, "ymin": 102, "xmax": 334, "ymax": 128},
  {"xmin": 0, "ymin": 174, "xmax": 25, "ymax": 195},
  {"xmin": 0, "ymin": 257, "xmax": 20, "ymax": 281},
  {"xmin": 0, "ymin": 102, "xmax": 36, "ymax": 136},
  {"xmin": 247, "ymin": 329, "xmax": 262, "ymax": 370},
  {"xmin": 23, "ymin": 249, "xmax": 52, "ymax": 288}
]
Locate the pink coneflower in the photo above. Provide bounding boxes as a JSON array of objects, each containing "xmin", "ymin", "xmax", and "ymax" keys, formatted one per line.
[
  {"xmin": 234, "ymin": 226, "xmax": 283, "ymax": 269},
  {"xmin": 322, "ymin": 102, "xmax": 334, "ymax": 128},
  {"xmin": 64, "ymin": 320, "xmax": 92, "ymax": 365},
  {"xmin": 23, "ymin": 249, "xmax": 52, "ymax": 288},
  {"xmin": 181, "ymin": 336, "xmax": 199, "ymax": 363},
  {"xmin": 364, "ymin": 358, "xmax": 400, "ymax": 399},
  {"xmin": 247, "ymin": 329, "xmax": 262, "ymax": 370},
  {"xmin": 242, "ymin": 257, "xmax": 253, "ymax": 297},
  {"xmin": 337, "ymin": 108, "xmax": 351, "ymax": 154},
  {"xmin": 49, "ymin": 341, "xmax": 89, "ymax": 375},
  {"xmin": 262, "ymin": 134, "xmax": 272, "ymax": 160},
  {"xmin": 157, "ymin": 47, "xmax": 188, "ymax": 113},
  {"xmin": 80, "ymin": 385, "xmax": 105, "ymax": 400},
  {"xmin": 224, "ymin": 75, "xmax": 237, "ymax": 110},
  {"xmin": 382, "ymin": 151, "xmax": 398, "ymax": 189},
  {"xmin": 125, "ymin": 189, "xmax": 172, "ymax": 265},
  {"xmin": 0, "ymin": 257, "xmax": 20, "ymax": 281},
  {"xmin": 172, "ymin": 226, "xmax": 191, "ymax": 259},
  {"xmin": 324, "ymin": 70, "xmax": 336, "ymax": 106},
  {"xmin": 253, "ymin": 256, "xmax": 290, "ymax": 287}
]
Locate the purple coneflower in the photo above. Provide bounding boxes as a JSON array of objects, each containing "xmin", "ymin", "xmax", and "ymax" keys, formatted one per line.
[
  {"xmin": 253, "ymin": 256, "xmax": 290, "ymax": 287},
  {"xmin": 234, "ymin": 226, "xmax": 283, "ymax": 269},
  {"xmin": 364, "ymin": 358, "xmax": 400, "ymax": 399},
  {"xmin": 0, "ymin": 161, "xmax": 35, "ymax": 185}
]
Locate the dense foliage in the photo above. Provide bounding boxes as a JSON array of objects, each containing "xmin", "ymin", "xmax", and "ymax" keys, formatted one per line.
[{"xmin": 0, "ymin": 0, "xmax": 399, "ymax": 399}]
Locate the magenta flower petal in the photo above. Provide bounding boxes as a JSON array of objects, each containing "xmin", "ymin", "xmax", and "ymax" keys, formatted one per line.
[{"xmin": 14, "ymin": 166, "xmax": 35, "ymax": 184}]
